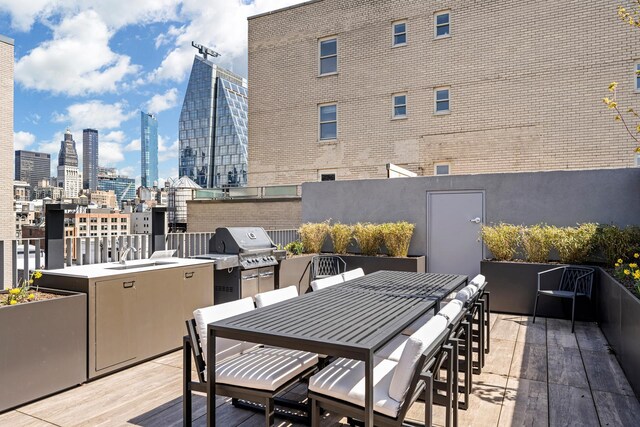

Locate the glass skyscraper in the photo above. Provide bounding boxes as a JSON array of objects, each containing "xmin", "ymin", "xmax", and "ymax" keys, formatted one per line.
[
  {"xmin": 141, "ymin": 111, "xmax": 158, "ymax": 188},
  {"xmin": 179, "ymin": 55, "xmax": 248, "ymax": 188},
  {"xmin": 82, "ymin": 128, "xmax": 98, "ymax": 191},
  {"xmin": 97, "ymin": 168, "xmax": 136, "ymax": 206}
]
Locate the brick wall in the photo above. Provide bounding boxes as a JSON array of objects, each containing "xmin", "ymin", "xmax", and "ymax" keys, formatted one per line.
[
  {"xmin": 1, "ymin": 35, "xmax": 14, "ymax": 287},
  {"xmin": 187, "ymin": 199, "xmax": 302, "ymax": 232},
  {"xmin": 248, "ymin": 0, "xmax": 640, "ymax": 186}
]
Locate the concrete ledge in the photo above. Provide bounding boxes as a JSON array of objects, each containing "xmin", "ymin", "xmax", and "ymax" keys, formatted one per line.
[{"xmin": 0, "ymin": 34, "xmax": 14, "ymax": 46}]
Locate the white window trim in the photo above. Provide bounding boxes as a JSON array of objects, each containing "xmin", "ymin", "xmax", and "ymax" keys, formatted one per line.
[
  {"xmin": 434, "ymin": 163, "xmax": 451, "ymax": 175},
  {"xmin": 318, "ymin": 36, "xmax": 338, "ymax": 77},
  {"xmin": 392, "ymin": 93, "xmax": 408, "ymax": 119},
  {"xmin": 318, "ymin": 169, "xmax": 337, "ymax": 181},
  {"xmin": 434, "ymin": 10, "xmax": 451, "ymax": 39},
  {"xmin": 319, "ymin": 103, "xmax": 338, "ymax": 141},
  {"xmin": 635, "ymin": 63, "xmax": 640, "ymax": 93},
  {"xmin": 434, "ymin": 86, "xmax": 451, "ymax": 115},
  {"xmin": 392, "ymin": 20, "xmax": 407, "ymax": 47},
  {"xmin": 636, "ymin": 153, "xmax": 640, "ymax": 167}
]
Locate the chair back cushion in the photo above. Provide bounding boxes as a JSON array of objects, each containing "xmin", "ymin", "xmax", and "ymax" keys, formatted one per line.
[
  {"xmin": 454, "ymin": 284, "xmax": 479, "ymax": 303},
  {"xmin": 435, "ymin": 299, "xmax": 464, "ymax": 325},
  {"xmin": 193, "ymin": 297, "xmax": 255, "ymax": 362},
  {"xmin": 389, "ymin": 315, "xmax": 448, "ymax": 401},
  {"xmin": 470, "ymin": 274, "xmax": 486, "ymax": 287},
  {"xmin": 342, "ymin": 268, "xmax": 365, "ymax": 282},
  {"xmin": 255, "ymin": 285, "xmax": 298, "ymax": 308},
  {"xmin": 310, "ymin": 274, "xmax": 344, "ymax": 291}
]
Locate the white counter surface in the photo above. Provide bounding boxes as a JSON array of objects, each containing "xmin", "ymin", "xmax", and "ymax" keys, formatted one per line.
[{"xmin": 42, "ymin": 258, "xmax": 215, "ymax": 279}]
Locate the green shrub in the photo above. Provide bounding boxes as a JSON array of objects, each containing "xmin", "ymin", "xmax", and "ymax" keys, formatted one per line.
[
  {"xmin": 284, "ymin": 240, "xmax": 304, "ymax": 256},
  {"xmin": 381, "ymin": 222, "xmax": 415, "ymax": 257},
  {"xmin": 624, "ymin": 226, "xmax": 640, "ymax": 259},
  {"xmin": 522, "ymin": 224, "xmax": 555, "ymax": 263},
  {"xmin": 595, "ymin": 225, "xmax": 630, "ymax": 265},
  {"xmin": 298, "ymin": 221, "xmax": 330, "ymax": 253},
  {"xmin": 353, "ymin": 223, "xmax": 384, "ymax": 256},
  {"xmin": 330, "ymin": 223, "xmax": 353, "ymax": 254},
  {"xmin": 480, "ymin": 223, "xmax": 522, "ymax": 261},
  {"xmin": 552, "ymin": 223, "xmax": 598, "ymax": 264}
]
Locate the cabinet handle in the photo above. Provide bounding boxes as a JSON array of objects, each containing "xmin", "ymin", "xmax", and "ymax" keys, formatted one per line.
[
  {"xmin": 185, "ymin": 272, "xmax": 194, "ymax": 279},
  {"xmin": 123, "ymin": 281, "xmax": 135, "ymax": 288},
  {"xmin": 260, "ymin": 272, "xmax": 274, "ymax": 278}
]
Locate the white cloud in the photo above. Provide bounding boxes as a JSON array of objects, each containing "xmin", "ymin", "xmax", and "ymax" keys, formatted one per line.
[
  {"xmin": 53, "ymin": 100, "xmax": 134, "ymax": 130},
  {"xmin": 118, "ymin": 166, "xmax": 135, "ymax": 177},
  {"xmin": 158, "ymin": 136, "xmax": 179, "ymax": 161},
  {"xmin": 15, "ymin": 10, "xmax": 139, "ymax": 96},
  {"xmin": 125, "ymin": 138, "xmax": 141, "ymax": 152},
  {"xmin": 102, "ymin": 130, "xmax": 126, "ymax": 144},
  {"xmin": 144, "ymin": 88, "xmax": 179, "ymax": 114},
  {"xmin": 100, "ymin": 142, "xmax": 125, "ymax": 165},
  {"xmin": 14, "ymin": 131, "xmax": 36, "ymax": 150},
  {"xmin": 149, "ymin": 0, "xmax": 306, "ymax": 82}
]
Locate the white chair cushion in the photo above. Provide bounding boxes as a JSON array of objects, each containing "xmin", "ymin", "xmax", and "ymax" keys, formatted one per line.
[
  {"xmin": 216, "ymin": 346, "xmax": 318, "ymax": 391},
  {"xmin": 376, "ymin": 335, "xmax": 409, "ymax": 362},
  {"xmin": 309, "ymin": 357, "xmax": 401, "ymax": 418},
  {"xmin": 402, "ymin": 310, "xmax": 434, "ymax": 336},
  {"xmin": 193, "ymin": 297, "xmax": 256, "ymax": 362},
  {"xmin": 342, "ymin": 268, "xmax": 365, "ymax": 282},
  {"xmin": 389, "ymin": 315, "xmax": 448, "ymax": 402},
  {"xmin": 310, "ymin": 274, "xmax": 344, "ymax": 291},
  {"xmin": 255, "ymin": 285, "xmax": 298, "ymax": 308},
  {"xmin": 436, "ymin": 300, "xmax": 464, "ymax": 325},
  {"xmin": 454, "ymin": 284, "xmax": 479, "ymax": 303},
  {"xmin": 470, "ymin": 274, "xmax": 486, "ymax": 287}
]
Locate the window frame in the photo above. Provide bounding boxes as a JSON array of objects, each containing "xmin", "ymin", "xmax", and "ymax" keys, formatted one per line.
[
  {"xmin": 434, "ymin": 87, "xmax": 451, "ymax": 114},
  {"xmin": 318, "ymin": 36, "xmax": 338, "ymax": 76},
  {"xmin": 636, "ymin": 63, "xmax": 640, "ymax": 92},
  {"xmin": 319, "ymin": 103, "xmax": 338, "ymax": 141},
  {"xmin": 392, "ymin": 93, "xmax": 408, "ymax": 119},
  {"xmin": 434, "ymin": 11, "xmax": 451, "ymax": 39},
  {"xmin": 434, "ymin": 163, "xmax": 451, "ymax": 175},
  {"xmin": 392, "ymin": 20, "xmax": 407, "ymax": 47}
]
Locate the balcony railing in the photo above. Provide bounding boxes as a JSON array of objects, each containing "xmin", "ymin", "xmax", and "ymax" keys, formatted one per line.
[{"xmin": 193, "ymin": 185, "xmax": 301, "ymax": 200}]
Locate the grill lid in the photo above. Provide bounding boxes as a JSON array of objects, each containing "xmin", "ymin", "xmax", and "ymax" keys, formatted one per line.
[{"xmin": 212, "ymin": 227, "xmax": 276, "ymax": 254}]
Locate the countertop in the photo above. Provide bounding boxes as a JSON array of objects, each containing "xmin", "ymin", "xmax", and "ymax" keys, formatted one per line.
[{"xmin": 42, "ymin": 258, "xmax": 216, "ymax": 279}]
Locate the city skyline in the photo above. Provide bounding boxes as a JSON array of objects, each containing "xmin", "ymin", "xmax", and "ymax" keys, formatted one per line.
[{"xmin": 1, "ymin": 1, "xmax": 306, "ymax": 186}]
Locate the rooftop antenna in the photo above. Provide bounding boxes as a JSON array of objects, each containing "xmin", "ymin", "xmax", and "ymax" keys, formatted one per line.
[{"xmin": 192, "ymin": 41, "xmax": 221, "ymax": 61}]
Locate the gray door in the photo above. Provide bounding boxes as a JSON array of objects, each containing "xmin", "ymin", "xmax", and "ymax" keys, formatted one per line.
[{"xmin": 427, "ymin": 191, "xmax": 484, "ymax": 278}]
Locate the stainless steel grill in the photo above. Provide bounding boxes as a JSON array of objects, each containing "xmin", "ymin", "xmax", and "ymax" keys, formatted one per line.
[{"xmin": 195, "ymin": 227, "xmax": 286, "ymax": 304}]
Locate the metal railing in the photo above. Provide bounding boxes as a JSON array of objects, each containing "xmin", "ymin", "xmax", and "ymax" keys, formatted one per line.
[
  {"xmin": 193, "ymin": 185, "xmax": 301, "ymax": 200},
  {"xmin": 266, "ymin": 229, "xmax": 299, "ymax": 248},
  {"xmin": 166, "ymin": 232, "xmax": 215, "ymax": 258},
  {"xmin": 64, "ymin": 234, "xmax": 153, "ymax": 266}
]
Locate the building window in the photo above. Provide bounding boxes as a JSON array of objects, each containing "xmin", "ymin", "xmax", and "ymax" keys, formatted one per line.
[
  {"xmin": 435, "ymin": 163, "xmax": 450, "ymax": 175},
  {"xmin": 319, "ymin": 37, "xmax": 337, "ymax": 75},
  {"xmin": 321, "ymin": 174, "xmax": 336, "ymax": 181},
  {"xmin": 101, "ymin": 218, "xmax": 107, "ymax": 223},
  {"xmin": 319, "ymin": 104, "xmax": 338, "ymax": 140},
  {"xmin": 393, "ymin": 94, "xmax": 407, "ymax": 118},
  {"xmin": 120, "ymin": 218, "xmax": 127, "ymax": 222},
  {"xmin": 392, "ymin": 21, "xmax": 407, "ymax": 46},
  {"xmin": 636, "ymin": 64, "xmax": 640, "ymax": 92},
  {"xmin": 80, "ymin": 217, "xmax": 86, "ymax": 223},
  {"xmin": 435, "ymin": 87, "xmax": 450, "ymax": 114},
  {"xmin": 435, "ymin": 11, "xmax": 450, "ymax": 38}
]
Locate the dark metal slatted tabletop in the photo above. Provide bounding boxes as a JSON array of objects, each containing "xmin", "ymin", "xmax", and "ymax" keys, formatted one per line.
[{"xmin": 207, "ymin": 271, "xmax": 468, "ymax": 427}]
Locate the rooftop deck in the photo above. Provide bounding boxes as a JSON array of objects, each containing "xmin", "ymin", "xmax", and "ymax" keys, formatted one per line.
[{"xmin": 2, "ymin": 314, "xmax": 639, "ymax": 426}]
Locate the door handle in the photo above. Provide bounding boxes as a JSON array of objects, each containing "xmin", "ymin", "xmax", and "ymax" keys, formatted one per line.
[
  {"xmin": 123, "ymin": 281, "xmax": 135, "ymax": 288},
  {"xmin": 470, "ymin": 217, "xmax": 481, "ymax": 224},
  {"xmin": 185, "ymin": 272, "xmax": 194, "ymax": 279}
]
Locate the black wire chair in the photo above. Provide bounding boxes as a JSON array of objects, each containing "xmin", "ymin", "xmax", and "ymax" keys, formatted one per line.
[
  {"xmin": 309, "ymin": 255, "xmax": 346, "ymax": 281},
  {"xmin": 533, "ymin": 266, "xmax": 595, "ymax": 332}
]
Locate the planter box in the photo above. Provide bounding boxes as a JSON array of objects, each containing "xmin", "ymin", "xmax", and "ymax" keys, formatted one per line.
[
  {"xmin": 480, "ymin": 260, "xmax": 595, "ymax": 320},
  {"xmin": 277, "ymin": 254, "xmax": 426, "ymax": 295},
  {"xmin": 0, "ymin": 288, "xmax": 87, "ymax": 412},
  {"xmin": 597, "ymin": 268, "xmax": 640, "ymax": 398}
]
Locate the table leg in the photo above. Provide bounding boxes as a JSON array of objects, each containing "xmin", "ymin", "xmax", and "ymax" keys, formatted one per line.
[
  {"xmin": 364, "ymin": 351, "xmax": 374, "ymax": 426},
  {"xmin": 207, "ymin": 326, "xmax": 216, "ymax": 426}
]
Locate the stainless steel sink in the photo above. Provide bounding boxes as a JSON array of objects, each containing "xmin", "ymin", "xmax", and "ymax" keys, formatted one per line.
[{"xmin": 105, "ymin": 260, "xmax": 179, "ymax": 270}]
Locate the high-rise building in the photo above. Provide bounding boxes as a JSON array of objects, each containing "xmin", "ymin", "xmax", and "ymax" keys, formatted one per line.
[
  {"xmin": 15, "ymin": 150, "xmax": 51, "ymax": 197},
  {"xmin": 82, "ymin": 128, "xmax": 99, "ymax": 191},
  {"xmin": 141, "ymin": 112, "xmax": 158, "ymax": 187},
  {"xmin": 1, "ymin": 34, "xmax": 15, "ymax": 285},
  {"xmin": 97, "ymin": 168, "xmax": 135, "ymax": 206},
  {"xmin": 57, "ymin": 129, "xmax": 81, "ymax": 198},
  {"xmin": 179, "ymin": 47, "xmax": 248, "ymax": 188}
]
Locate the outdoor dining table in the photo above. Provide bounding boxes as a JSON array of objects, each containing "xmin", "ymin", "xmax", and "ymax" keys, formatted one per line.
[{"xmin": 206, "ymin": 270, "xmax": 468, "ymax": 426}]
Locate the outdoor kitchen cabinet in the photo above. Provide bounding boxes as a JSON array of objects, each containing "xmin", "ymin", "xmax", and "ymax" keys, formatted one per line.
[{"xmin": 39, "ymin": 260, "xmax": 214, "ymax": 379}]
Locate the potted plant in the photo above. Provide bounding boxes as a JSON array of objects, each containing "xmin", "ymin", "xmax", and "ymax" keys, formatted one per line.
[{"xmin": 0, "ymin": 271, "xmax": 87, "ymax": 412}]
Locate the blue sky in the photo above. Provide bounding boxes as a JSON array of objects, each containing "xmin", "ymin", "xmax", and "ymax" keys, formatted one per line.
[{"xmin": 1, "ymin": 0, "xmax": 303, "ymax": 186}]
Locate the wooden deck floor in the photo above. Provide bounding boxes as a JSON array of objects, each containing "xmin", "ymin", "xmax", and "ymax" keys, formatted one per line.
[{"xmin": 2, "ymin": 315, "xmax": 639, "ymax": 426}]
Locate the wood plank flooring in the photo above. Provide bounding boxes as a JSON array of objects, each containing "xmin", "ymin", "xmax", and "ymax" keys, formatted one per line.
[{"xmin": 1, "ymin": 315, "xmax": 638, "ymax": 426}]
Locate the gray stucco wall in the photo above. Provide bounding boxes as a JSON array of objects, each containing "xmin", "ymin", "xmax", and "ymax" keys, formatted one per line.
[{"xmin": 302, "ymin": 168, "xmax": 640, "ymax": 256}]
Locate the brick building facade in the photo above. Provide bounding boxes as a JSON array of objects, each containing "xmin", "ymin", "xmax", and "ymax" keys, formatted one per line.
[
  {"xmin": 247, "ymin": 0, "xmax": 640, "ymax": 186},
  {"xmin": 1, "ymin": 35, "xmax": 14, "ymax": 286}
]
